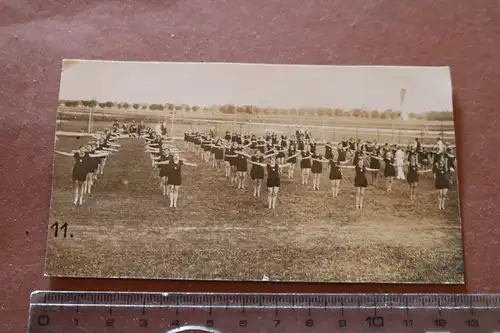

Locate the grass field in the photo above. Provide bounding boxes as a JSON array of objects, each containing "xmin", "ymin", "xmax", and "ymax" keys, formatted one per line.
[{"xmin": 45, "ymin": 122, "xmax": 464, "ymax": 283}]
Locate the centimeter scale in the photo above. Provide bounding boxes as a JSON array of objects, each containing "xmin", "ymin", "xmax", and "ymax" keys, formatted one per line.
[{"xmin": 28, "ymin": 291, "xmax": 500, "ymax": 333}]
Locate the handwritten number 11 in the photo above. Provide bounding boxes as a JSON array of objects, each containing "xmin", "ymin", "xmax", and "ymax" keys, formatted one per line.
[{"xmin": 51, "ymin": 222, "xmax": 68, "ymax": 238}]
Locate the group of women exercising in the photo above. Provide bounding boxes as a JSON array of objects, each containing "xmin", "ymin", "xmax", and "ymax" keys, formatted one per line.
[
  {"xmin": 182, "ymin": 129, "xmax": 457, "ymax": 210},
  {"xmin": 54, "ymin": 129, "xmax": 121, "ymax": 205},
  {"xmin": 56, "ymin": 122, "xmax": 456, "ymax": 211}
]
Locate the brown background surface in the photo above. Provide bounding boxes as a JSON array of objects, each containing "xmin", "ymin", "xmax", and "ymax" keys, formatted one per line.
[{"xmin": 1, "ymin": 0, "xmax": 499, "ymax": 332}]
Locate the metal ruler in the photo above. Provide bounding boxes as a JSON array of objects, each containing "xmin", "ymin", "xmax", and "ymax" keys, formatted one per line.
[{"xmin": 28, "ymin": 291, "xmax": 500, "ymax": 333}]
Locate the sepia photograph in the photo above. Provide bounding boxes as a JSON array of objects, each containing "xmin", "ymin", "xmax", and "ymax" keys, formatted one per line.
[{"xmin": 45, "ymin": 60, "xmax": 464, "ymax": 283}]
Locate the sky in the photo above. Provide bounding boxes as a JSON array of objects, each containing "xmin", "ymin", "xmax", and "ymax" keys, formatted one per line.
[{"xmin": 59, "ymin": 60, "xmax": 453, "ymax": 113}]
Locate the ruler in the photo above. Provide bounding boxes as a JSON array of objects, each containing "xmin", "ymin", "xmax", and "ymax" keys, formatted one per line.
[{"xmin": 28, "ymin": 291, "xmax": 500, "ymax": 333}]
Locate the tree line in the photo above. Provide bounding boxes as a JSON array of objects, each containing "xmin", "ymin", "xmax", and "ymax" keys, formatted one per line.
[{"xmin": 59, "ymin": 100, "xmax": 453, "ymax": 121}]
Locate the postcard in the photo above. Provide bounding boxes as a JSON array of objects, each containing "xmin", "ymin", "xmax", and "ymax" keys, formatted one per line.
[{"xmin": 45, "ymin": 60, "xmax": 464, "ymax": 283}]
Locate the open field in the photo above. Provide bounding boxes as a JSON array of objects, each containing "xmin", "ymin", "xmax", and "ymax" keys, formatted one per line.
[{"xmin": 45, "ymin": 126, "xmax": 464, "ymax": 283}]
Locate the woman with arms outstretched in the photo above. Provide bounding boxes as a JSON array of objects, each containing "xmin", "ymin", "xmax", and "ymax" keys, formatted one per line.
[
  {"xmin": 249, "ymin": 156, "xmax": 291, "ymax": 209},
  {"xmin": 55, "ymin": 146, "xmax": 109, "ymax": 205}
]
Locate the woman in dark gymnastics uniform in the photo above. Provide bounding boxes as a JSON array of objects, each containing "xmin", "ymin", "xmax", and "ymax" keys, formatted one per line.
[
  {"xmin": 226, "ymin": 142, "xmax": 239, "ymax": 185},
  {"xmin": 249, "ymin": 150, "xmax": 265, "ymax": 197},
  {"xmin": 234, "ymin": 147, "xmax": 249, "ymax": 190},
  {"xmin": 406, "ymin": 155, "xmax": 421, "ymax": 200},
  {"xmin": 328, "ymin": 155, "xmax": 343, "ymax": 198},
  {"xmin": 369, "ymin": 147, "xmax": 382, "ymax": 184},
  {"xmin": 153, "ymin": 148, "xmax": 173, "ymax": 196},
  {"xmin": 299, "ymin": 146, "xmax": 312, "ymax": 185},
  {"xmin": 420, "ymin": 157, "xmax": 450, "ymax": 210},
  {"xmin": 55, "ymin": 146, "xmax": 109, "ymax": 205},
  {"xmin": 287, "ymin": 142, "xmax": 299, "ymax": 179},
  {"xmin": 311, "ymin": 152, "xmax": 329, "ymax": 191},
  {"xmin": 342, "ymin": 159, "xmax": 379, "ymax": 210},
  {"xmin": 275, "ymin": 144, "xmax": 286, "ymax": 173},
  {"xmin": 434, "ymin": 158, "xmax": 450, "ymax": 210},
  {"xmin": 337, "ymin": 143, "xmax": 347, "ymax": 162},
  {"xmin": 193, "ymin": 134, "xmax": 202, "ymax": 157},
  {"xmin": 164, "ymin": 153, "xmax": 197, "ymax": 208},
  {"xmin": 383, "ymin": 150, "xmax": 396, "ymax": 192},
  {"xmin": 324, "ymin": 142, "xmax": 334, "ymax": 160},
  {"xmin": 201, "ymin": 137, "xmax": 213, "ymax": 163},
  {"xmin": 445, "ymin": 147, "xmax": 457, "ymax": 185},
  {"xmin": 249, "ymin": 156, "xmax": 291, "ymax": 209},
  {"xmin": 211, "ymin": 140, "xmax": 225, "ymax": 170},
  {"xmin": 84, "ymin": 143, "xmax": 100, "ymax": 194}
]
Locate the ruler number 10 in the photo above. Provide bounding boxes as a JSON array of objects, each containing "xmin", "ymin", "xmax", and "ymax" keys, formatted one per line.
[{"xmin": 366, "ymin": 316, "xmax": 384, "ymax": 327}]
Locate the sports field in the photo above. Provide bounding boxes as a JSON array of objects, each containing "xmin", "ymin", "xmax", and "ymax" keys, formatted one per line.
[{"xmin": 45, "ymin": 121, "xmax": 464, "ymax": 283}]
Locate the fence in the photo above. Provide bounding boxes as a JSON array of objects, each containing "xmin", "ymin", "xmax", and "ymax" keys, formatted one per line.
[
  {"xmin": 185, "ymin": 119, "xmax": 455, "ymax": 146},
  {"xmin": 56, "ymin": 108, "xmax": 456, "ymax": 146}
]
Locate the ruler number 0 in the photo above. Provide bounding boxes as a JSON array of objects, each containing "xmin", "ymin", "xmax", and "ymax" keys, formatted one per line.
[{"xmin": 37, "ymin": 315, "xmax": 50, "ymax": 326}]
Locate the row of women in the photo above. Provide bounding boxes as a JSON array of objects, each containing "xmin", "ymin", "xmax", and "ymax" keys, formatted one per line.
[
  {"xmin": 183, "ymin": 130, "xmax": 456, "ymax": 211},
  {"xmin": 54, "ymin": 130, "xmax": 121, "ymax": 205},
  {"xmin": 142, "ymin": 129, "xmax": 197, "ymax": 208}
]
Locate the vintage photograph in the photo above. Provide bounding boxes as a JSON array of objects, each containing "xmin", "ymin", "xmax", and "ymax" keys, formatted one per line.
[{"xmin": 45, "ymin": 60, "xmax": 464, "ymax": 283}]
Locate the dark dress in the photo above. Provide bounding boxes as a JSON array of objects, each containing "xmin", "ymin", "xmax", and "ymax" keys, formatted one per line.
[
  {"xmin": 288, "ymin": 148, "xmax": 297, "ymax": 163},
  {"xmin": 383, "ymin": 157, "xmax": 396, "ymax": 177},
  {"xmin": 266, "ymin": 164, "xmax": 281, "ymax": 187},
  {"xmin": 370, "ymin": 153, "xmax": 381, "ymax": 170},
  {"xmin": 325, "ymin": 146, "xmax": 333, "ymax": 159},
  {"xmin": 236, "ymin": 153, "xmax": 248, "ymax": 172},
  {"xmin": 300, "ymin": 151, "xmax": 312, "ymax": 169},
  {"xmin": 407, "ymin": 164, "xmax": 419, "ymax": 184},
  {"xmin": 329, "ymin": 160, "xmax": 342, "ymax": 180},
  {"xmin": 311, "ymin": 154, "xmax": 323, "ymax": 174},
  {"xmin": 72, "ymin": 152, "xmax": 89, "ymax": 182},
  {"xmin": 338, "ymin": 149, "xmax": 347, "ymax": 162},
  {"xmin": 407, "ymin": 150, "xmax": 418, "ymax": 164},
  {"xmin": 257, "ymin": 141, "xmax": 266, "ymax": 153},
  {"xmin": 435, "ymin": 166, "xmax": 450, "ymax": 189},
  {"xmin": 158, "ymin": 154, "xmax": 172, "ymax": 178},
  {"xmin": 353, "ymin": 151, "xmax": 360, "ymax": 166},
  {"xmin": 250, "ymin": 156, "xmax": 265, "ymax": 179},
  {"xmin": 298, "ymin": 140, "xmax": 305, "ymax": 151},
  {"xmin": 276, "ymin": 146, "xmax": 285, "ymax": 158},
  {"xmin": 354, "ymin": 165, "xmax": 368, "ymax": 187},
  {"xmin": 228, "ymin": 148, "xmax": 238, "ymax": 166},
  {"xmin": 214, "ymin": 146, "xmax": 224, "ymax": 160},
  {"xmin": 167, "ymin": 160, "xmax": 183, "ymax": 186}
]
